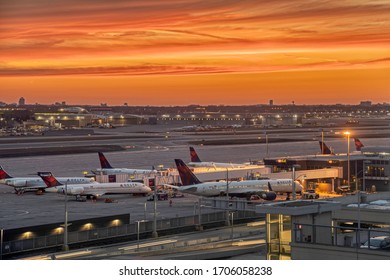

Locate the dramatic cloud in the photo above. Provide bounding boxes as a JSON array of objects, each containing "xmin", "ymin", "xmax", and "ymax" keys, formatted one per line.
[{"xmin": 0, "ymin": 0, "xmax": 389, "ymax": 104}]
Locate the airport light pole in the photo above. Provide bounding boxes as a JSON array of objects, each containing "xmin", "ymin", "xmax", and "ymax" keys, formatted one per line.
[
  {"xmin": 230, "ymin": 212, "xmax": 235, "ymax": 240},
  {"xmin": 198, "ymin": 198, "xmax": 203, "ymax": 231},
  {"xmin": 136, "ymin": 219, "xmax": 147, "ymax": 251},
  {"xmin": 363, "ymin": 160, "xmax": 371, "ymax": 192},
  {"xmin": 62, "ymin": 180, "xmax": 69, "ymax": 251},
  {"xmin": 344, "ymin": 131, "xmax": 351, "ymax": 189},
  {"xmin": 225, "ymin": 168, "xmax": 230, "ymax": 226},
  {"xmin": 292, "ymin": 164, "xmax": 301, "ymax": 200},
  {"xmin": 144, "ymin": 202, "xmax": 147, "ymax": 221},
  {"xmin": 0, "ymin": 228, "xmax": 3, "ymax": 260},
  {"xmin": 358, "ymin": 160, "xmax": 371, "ymax": 250},
  {"xmin": 265, "ymin": 130, "xmax": 269, "ymax": 158},
  {"xmin": 152, "ymin": 183, "xmax": 158, "ymax": 238}
]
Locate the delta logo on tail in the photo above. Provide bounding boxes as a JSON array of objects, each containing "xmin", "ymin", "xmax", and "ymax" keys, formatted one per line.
[
  {"xmin": 189, "ymin": 147, "xmax": 201, "ymax": 162},
  {"xmin": 175, "ymin": 159, "xmax": 202, "ymax": 185},
  {"xmin": 98, "ymin": 152, "xmax": 113, "ymax": 169},
  {"xmin": 354, "ymin": 138, "xmax": 365, "ymax": 151},
  {"xmin": 319, "ymin": 141, "xmax": 333, "ymax": 155},
  {"xmin": 37, "ymin": 172, "xmax": 63, "ymax": 188},
  {"xmin": 0, "ymin": 166, "xmax": 12, "ymax": 179}
]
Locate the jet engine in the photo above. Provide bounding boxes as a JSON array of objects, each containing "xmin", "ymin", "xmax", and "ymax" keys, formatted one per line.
[
  {"xmin": 7, "ymin": 180, "xmax": 27, "ymax": 187},
  {"xmin": 69, "ymin": 187, "xmax": 84, "ymax": 195},
  {"xmin": 260, "ymin": 192, "xmax": 277, "ymax": 201}
]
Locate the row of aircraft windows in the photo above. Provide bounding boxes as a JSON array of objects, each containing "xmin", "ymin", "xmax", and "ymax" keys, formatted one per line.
[
  {"xmin": 276, "ymin": 180, "xmax": 291, "ymax": 185},
  {"xmin": 119, "ymin": 183, "xmax": 139, "ymax": 187}
]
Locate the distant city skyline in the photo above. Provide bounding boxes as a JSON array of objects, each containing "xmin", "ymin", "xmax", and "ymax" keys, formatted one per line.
[
  {"xmin": 2, "ymin": 98, "xmax": 388, "ymax": 107},
  {"xmin": 1, "ymin": 1, "xmax": 389, "ymax": 105}
]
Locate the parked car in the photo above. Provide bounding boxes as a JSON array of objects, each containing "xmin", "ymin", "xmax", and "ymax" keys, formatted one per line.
[{"xmin": 360, "ymin": 236, "xmax": 390, "ymax": 250}]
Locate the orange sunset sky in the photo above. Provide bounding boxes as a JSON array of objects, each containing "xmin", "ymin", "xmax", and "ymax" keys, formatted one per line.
[{"xmin": 1, "ymin": 0, "xmax": 389, "ymax": 105}]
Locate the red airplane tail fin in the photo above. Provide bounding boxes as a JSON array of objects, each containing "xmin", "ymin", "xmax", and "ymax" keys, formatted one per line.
[
  {"xmin": 174, "ymin": 159, "xmax": 202, "ymax": 185},
  {"xmin": 0, "ymin": 165, "xmax": 13, "ymax": 179},
  {"xmin": 98, "ymin": 152, "xmax": 113, "ymax": 169},
  {"xmin": 189, "ymin": 147, "xmax": 202, "ymax": 162},
  {"xmin": 354, "ymin": 138, "xmax": 364, "ymax": 151},
  {"xmin": 37, "ymin": 172, "xmax": 63, "ymax": 188}
]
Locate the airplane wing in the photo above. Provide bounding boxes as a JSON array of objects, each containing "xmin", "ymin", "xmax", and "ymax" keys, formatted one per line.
[
  {"xmin": 163, "ymin": 184, "xmax": 180, "ymax": 190},
  {"xmin": 228, "ymin": 188, "xmax": 277, "ymax": 200},
  {"xmin": 228, "ymin": 188, "xmax": 267, "ymax": 196},
  {"xmin": 13, "ymin": 185, "xmax": 49, "ymax": 193},
  {"xmin": 87, "ymin": 191, "xmax": 106, "ymax": 197}
]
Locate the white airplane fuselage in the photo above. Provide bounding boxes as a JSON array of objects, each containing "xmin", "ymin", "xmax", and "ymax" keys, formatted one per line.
[
  {"xmin": 1, "ymin": 177, "xmax": 97, "ymax": 189},
  {"xmin": 187, "ymin": 162, "xmax": 247, "ymax": 169},
  {"xmin": 177, "ymin": 179, "xmax": 302, "ymax": 197},
  {"xmin": 95, "ymin": 168, "xmax": 155, "ymax": 175},
  {"xmin": 53, "ymin": 182, "xmax": 152, "ymax": 197}
]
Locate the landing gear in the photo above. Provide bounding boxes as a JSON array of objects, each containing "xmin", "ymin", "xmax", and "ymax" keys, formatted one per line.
[
  {"xmin": 75, "ymin": 195, "xmax": 87, "ymax": 202},
  {"xmin": 15, "ymin": 189, "xmax": 24, "ymax": 196},
  {"xmin": 35, "ymin": 189, "xmax": 44, "ymax": 195}
]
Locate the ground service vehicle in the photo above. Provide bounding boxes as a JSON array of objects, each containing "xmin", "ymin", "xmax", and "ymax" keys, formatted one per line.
[{"xmin": 302, "ymin": 189, "xmax": 319, "ymax": 199}]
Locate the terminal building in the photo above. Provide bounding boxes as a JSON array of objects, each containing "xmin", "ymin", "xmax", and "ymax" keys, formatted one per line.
[
  {"xmin": 253, "ymin": 146, "xmax": 390, "ymax": 260},
  {"xmin": 157, "ymin": 113, "xmax": 302, "ymax": 127},
  {"xmin": 263, "ymin": 146, "xmax": 390, "ymax": 192},
  {"xmin": 256, "ymin": 192, "xmax": 390, "ymax": 260}
]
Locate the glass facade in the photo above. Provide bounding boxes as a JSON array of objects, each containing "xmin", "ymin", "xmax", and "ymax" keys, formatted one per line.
[{"xmin": 266, "ymin": 214, "xmax": 292, "ymax": 260}]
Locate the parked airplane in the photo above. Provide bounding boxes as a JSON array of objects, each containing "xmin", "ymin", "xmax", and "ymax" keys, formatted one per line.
[
  {"xmin": 354, "ymin": 138, "xmax": 365, "ymax": 151},
  {"xmin": 187, "ymin": 147, "xmax": 247, "ymax": 168},
  {"xmin": 94, "ymin": 152, "xmax": 156, "ymax": 175},
  {"xmin": 171, "ymin": 159, "xmax": 303, "ymax": 200},
  {"xmin": 38, "ymin": 172, "xmax": 151, "ymax": 200},
  {"xmin": 0, "ymin": 165, "xmax": 97, "ymax": 194},
  {"xmin": 319, "ymin": 141, "xmax": 334, "ymax": 155}
]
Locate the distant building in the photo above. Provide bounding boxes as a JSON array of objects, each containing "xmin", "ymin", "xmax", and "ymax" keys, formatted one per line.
[
  {"xmin": 247, "ymin": 113, "xmax": 302, "ymax": 127},
  {"xmin": 269, "ymin": 100, "xmax": 274, "ymax": 106},
  {"xmin": 360, "ymin": 101, "xmax": 372, "ymax": 106},
  {"xmin": 18, "ymin": 97, "xmax": 25, "ymax": 106}
]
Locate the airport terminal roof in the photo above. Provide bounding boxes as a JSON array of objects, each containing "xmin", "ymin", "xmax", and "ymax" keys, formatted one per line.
[
  {"xmin": 362, "ymin": 146, "xmax": 390, "ymax": 155},
  {"xmin": 255, "ymin": 200, "xmax": 341, "ymax": 216}
]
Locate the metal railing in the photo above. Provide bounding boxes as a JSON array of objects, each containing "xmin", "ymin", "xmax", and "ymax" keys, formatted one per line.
[
  {"xmin": 293, "ymin": 223, "xmax": 390, "ymax": 249},
  {"xmin": 1, "ymin": 210, "xmax": 262, "ymax": 256}
]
